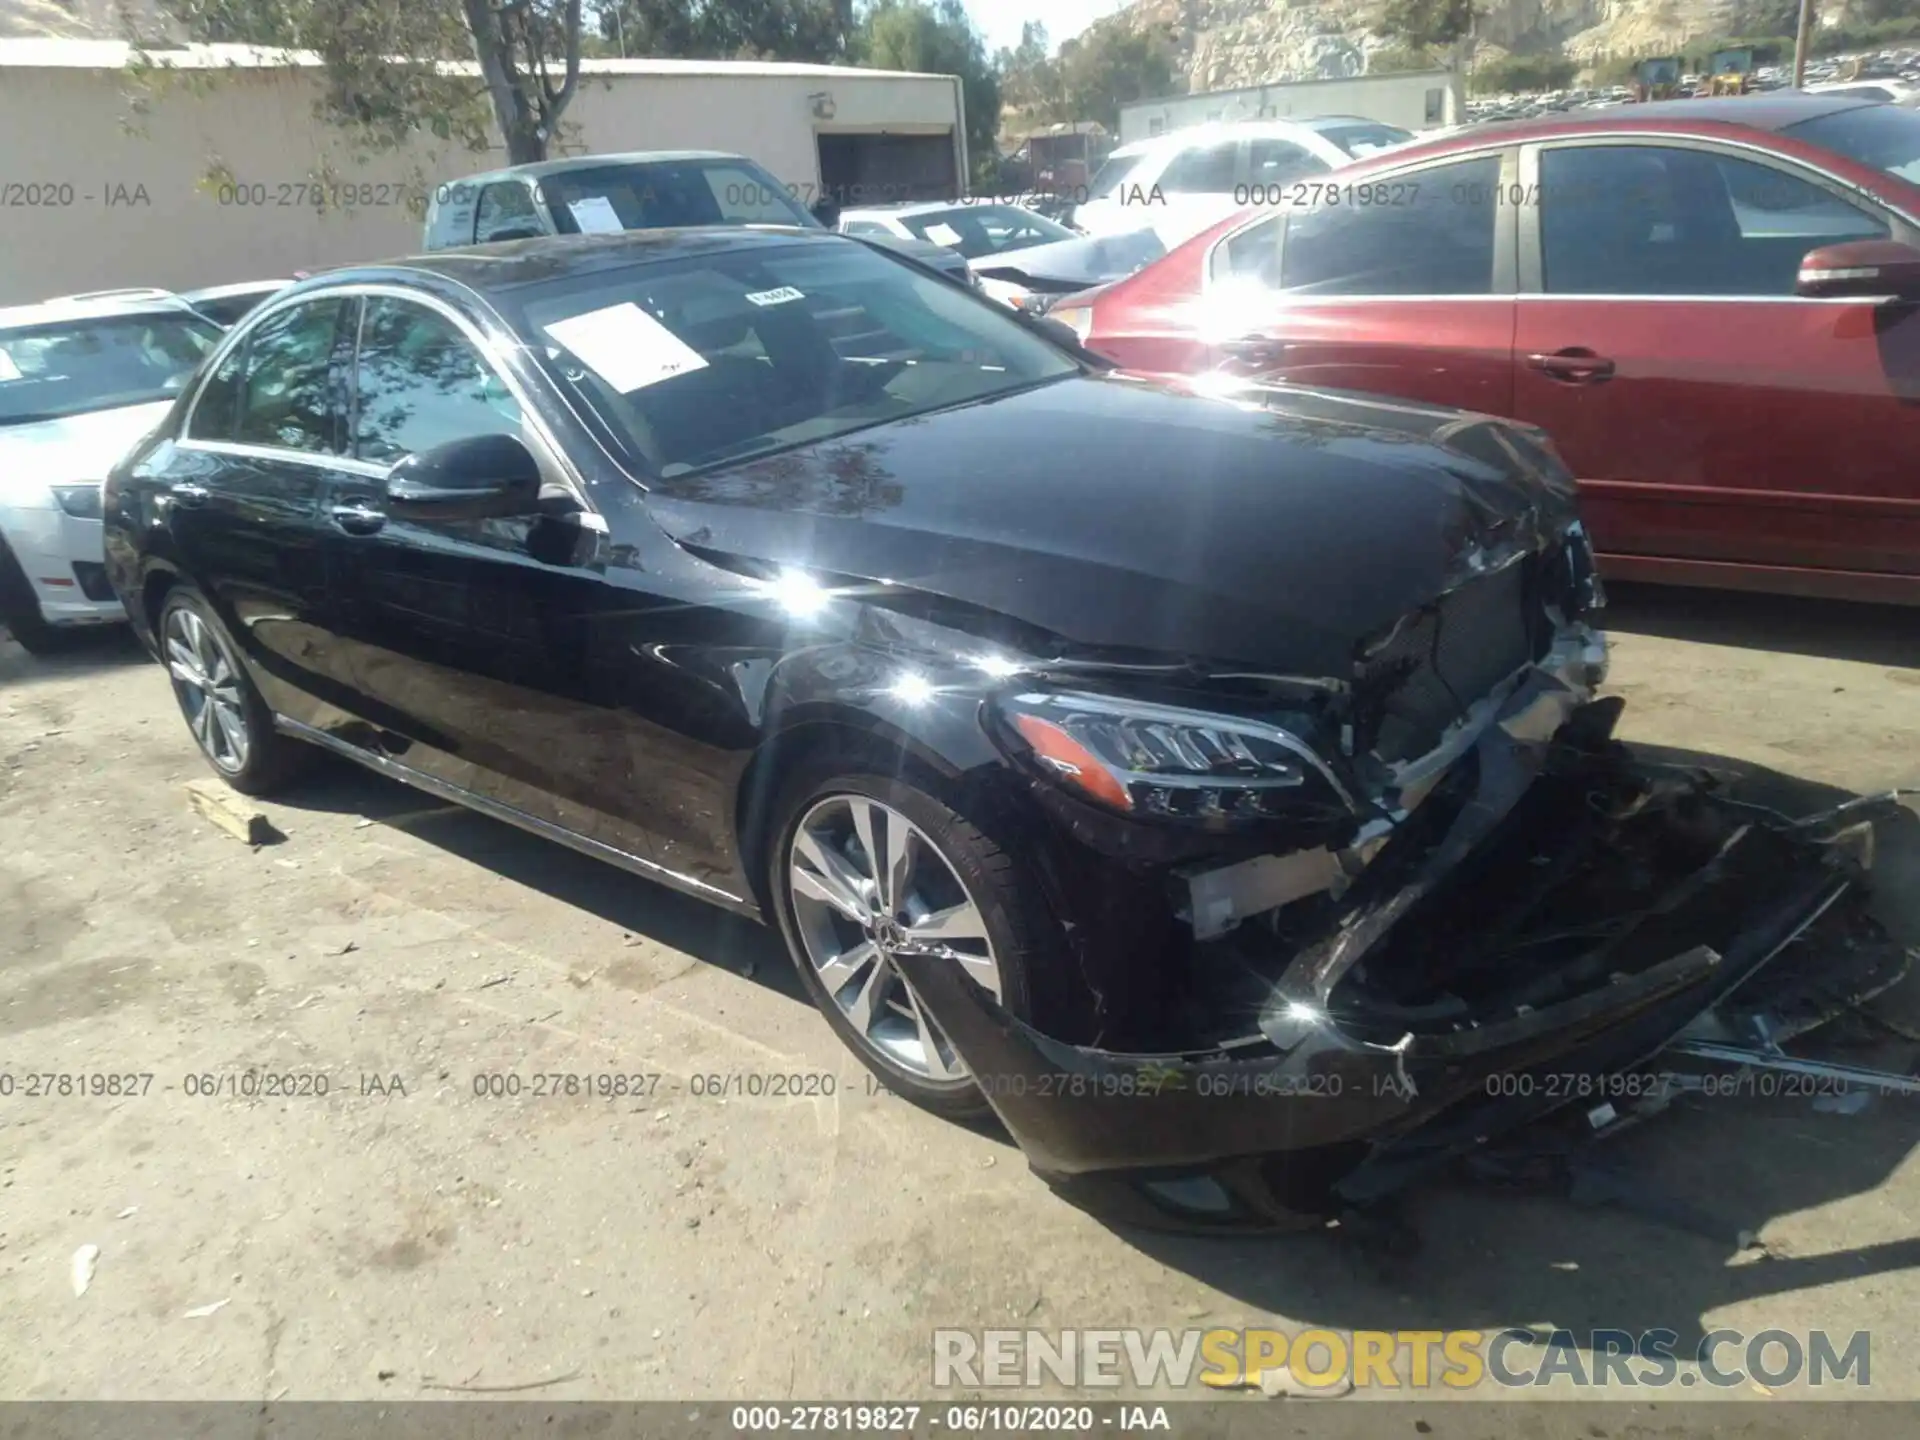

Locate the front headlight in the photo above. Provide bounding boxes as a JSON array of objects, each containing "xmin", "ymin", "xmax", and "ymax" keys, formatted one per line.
[
  {"xmin": 994, "ymin": 691, "xmax": 1353, "ymax": 820},
  {"xmin": 1048, "ymin": 302, "xmax": 1095, "ymax": 341},
  {"xmin": 50, "ymin": 483, "xmax": 103, "ymax": 520}
]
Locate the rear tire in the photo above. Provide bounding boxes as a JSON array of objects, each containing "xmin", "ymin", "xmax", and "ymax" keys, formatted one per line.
[
  {"xmin": 158, "ymin": 585, "xmax": 313, "ymax": 795},
  {"xmin": 768, "ymin": 766, "xmax": 1061, "ymax": 1122}
]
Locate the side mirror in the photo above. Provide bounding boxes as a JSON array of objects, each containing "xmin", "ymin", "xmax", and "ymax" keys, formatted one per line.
[
  {"xmin": 809, "ymin": 197, "xmax": 842, "ymax": 229},
  {"xmin": 1796, "ymin": 239, "xmax": 1920, "ymax": 301},
  {"xmin": 385, "ymin": 432, "xmax": 542, "ymax": 521}
]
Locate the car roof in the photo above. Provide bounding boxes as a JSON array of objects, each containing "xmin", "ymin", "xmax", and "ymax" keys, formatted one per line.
[
  {"xmin": 444, "ymin": 151, "xmax": 750, "ymax": 187},
  {"xmin": 1386, "ymin": 91, "xmax": 1882, "ymax": 159},
  {"xmin": 181, "ymin": 280, "xmax": 291, "ymax": 301},
  {"xmin": 290, "ymin": 226, "xmax": 844, "ymax": 300},
  {"xmin": 0, "ymin": 289, "xmax": 202, "ymax": 331},
  {"xmin": 1110, "ymin": 118, "xmax": 1370, "ymax": 157}
]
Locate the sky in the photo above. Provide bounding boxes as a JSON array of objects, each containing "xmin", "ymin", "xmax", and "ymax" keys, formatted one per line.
[{"xmin": 961, "ymin": 0, "xmax": 1132, "ymax": 57}]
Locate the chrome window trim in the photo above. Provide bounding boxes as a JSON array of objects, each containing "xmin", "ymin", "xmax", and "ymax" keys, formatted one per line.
[
  {"xmin": 1517, "ymin": 130, "xmax": 1915, "ymax": 295},
  {"xmin": 177, "ymin": 280, "xmax": 591, "ymax": 508},
  {"xmin": 174, "ymin": 438, "xmax": 388, "ymax": 477}
]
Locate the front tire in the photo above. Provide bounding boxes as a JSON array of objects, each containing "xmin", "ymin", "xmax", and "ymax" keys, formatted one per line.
[
  {"xmin": 769, "ymin": 769, "xmax": 1057, "ymax": 1121},
  {"xmin": 158, "ymin": 585, "xmax": 312, "ymax": 795},
  {"xmin": 0, "ymin": 540, "xmax": 76, "ymax": 657}
]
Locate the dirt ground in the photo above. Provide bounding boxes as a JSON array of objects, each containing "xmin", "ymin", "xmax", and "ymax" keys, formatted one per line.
[{"xmin": 3, "ymin": 585, "xmax": 1919, "ymax": 1404}]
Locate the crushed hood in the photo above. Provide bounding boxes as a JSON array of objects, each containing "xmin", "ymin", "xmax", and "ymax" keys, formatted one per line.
[
  {"xmin": 968, "ymin": 229, "xmax": 1165, "ymax": 288},
  {"xmin": 646, "ymin": 372, "xmax": 1580, "ymax": 677}
]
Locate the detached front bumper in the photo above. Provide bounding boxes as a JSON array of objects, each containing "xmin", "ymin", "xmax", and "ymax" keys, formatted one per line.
[{"xmin": 896, "ymin": 670, "xmax": 1909, "ymax": 1232}]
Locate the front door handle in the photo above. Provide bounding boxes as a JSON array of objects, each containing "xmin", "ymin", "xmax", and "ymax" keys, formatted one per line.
[
  {"xmin": 168, "ymin": 481, "xmax": 210, "ymax": 508},
  {"xmin": 330, "ymin": 503, "xmax": 387, "ymax": 536},
  {"xmin": 1218, "ymin": 335, "xmax": 1289, "ymax": 368},
  {"xmin": 1527, "ymin": 347, "xmax": 1616, "ymax": 384}
]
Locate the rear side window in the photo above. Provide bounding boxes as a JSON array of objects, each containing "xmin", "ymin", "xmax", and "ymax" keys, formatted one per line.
[
  {"xmin": 351, "ymin": 297, "xmax": 522, "ymax": 464},
  {"xmin": 475, "ymin": 182, "xmax": 545, "ymax": 244},
  {"xmin": 1161, "ymin": 142, "xmax": 1239, "ymax": 194},
  {"xmin": 1280, "ymin": 155, "xmax": 1500, "ymax": 296},
  {"xmin": 233, "ymin": 298, "xmax": 349, "ymax": 453},
  {"xmin": 186, "ymin": 345, "xmax": 245, "ymax": 440}
]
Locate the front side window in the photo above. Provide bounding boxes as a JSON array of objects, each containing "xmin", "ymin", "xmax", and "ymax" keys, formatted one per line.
[
  {"xmin": 1160, "ymin": 142, "xmax": 1239, "ymax": 194},
  {"xmin": 0, "ymin": 311, "xmax": 219, "ymax": 427},
  {"xmin": 1539, "ymin": 144, "xmax": 1887, "ymax": 295},
  {"xmin": 509, "ymin": 240, "xmax": 1078, "ymax": 479},
  {"xmin": 232, "ymin": 298, "xmax": 349, "ymax": 453},
  {"xmin": 351, "ymin": 298, "xmax": 522, "ymax": 465},
  {"xmin": 1087, "ymin": 151, "xmax": 1145, "ymax": 198},
  {"xmin": 1280, "ymin": 155, "xmax": 1500, "ymax": 296},
  {"xmin": 475, "ymin": 181, "xmax": 545, "ymax": 244},
  {"xmin": 539, "ymin": 160, "xmax": 814, "ymax": 234}
]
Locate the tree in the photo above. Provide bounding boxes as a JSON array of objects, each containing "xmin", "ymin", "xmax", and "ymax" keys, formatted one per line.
[
  {"xmin": 1376, "ymin": 0, "xmax": 1476, "ymax": 54},
  {"xmin": 597, "ymin": 0, "xmax": 847, "ymax": 62},
  {"xmin": 853, "ymin": 0, "xmax": 1000, "ymax": 185},
  {"xmin": 148, "ymin": 0, "xmax": 585, "ymax": 164},
  {"xmin": 1054, "ymin": 23, "xmax": 1179, "ymax": 132}
]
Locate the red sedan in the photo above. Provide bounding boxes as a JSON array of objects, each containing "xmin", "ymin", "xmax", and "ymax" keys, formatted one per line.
[{"xmin": 1052, "ymin": 95, "xmax": 1920, "ymax": 605}]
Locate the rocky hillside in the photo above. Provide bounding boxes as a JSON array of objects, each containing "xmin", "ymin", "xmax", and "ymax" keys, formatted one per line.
[{"xmin": 1101, "ymin": 0, "xmax": 1874, "ymax": 90}]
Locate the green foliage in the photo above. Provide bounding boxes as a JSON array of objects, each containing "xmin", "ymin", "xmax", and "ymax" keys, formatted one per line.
[
  {"xmin": 1368, "ymin": 43, "xmax": 1438, "ymax": 74},
  {"xmin": 146, "ymin": 0, "xmax": 582, "ymax": 166},
  {"xmin": 1375, "ymin": 0, "xmax": 1476, "ymax": 52},
  {"xmin": 996, "ymin": 20, "xmax": 1181, "ymax": 134},
  {"xmin": 1470, "ymin": 53, "xmax": 1577, "ymax": 93},
  {"xmin": 852, "ymin": 0, "xmax": 1000, "ymax": 184},
  {"xmin": 596, "ymin": 0, "xmax": 846, "ymax": 61}
]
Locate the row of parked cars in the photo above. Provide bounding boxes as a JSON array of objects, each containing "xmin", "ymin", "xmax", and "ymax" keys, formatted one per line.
[{"xmin": 3, "ymin": 89, "xmax": 1915, "ymax": 1226}]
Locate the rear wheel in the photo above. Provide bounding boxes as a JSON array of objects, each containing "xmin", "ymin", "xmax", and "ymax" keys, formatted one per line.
[
  {"xmin": 770, "ymin": 769, "xmax": 1056, "ymax": 1121},
  {"xmin": 159, "ymin": 585, "xmax": 313, "ymax": 795}
]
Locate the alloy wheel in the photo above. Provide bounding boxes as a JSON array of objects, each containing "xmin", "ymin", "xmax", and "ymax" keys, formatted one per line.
[
  {"xmin": 787, "ymin": 794, "xmax": 1002, "ymax": 1081},
  {"xmin": 164, "ymin": 605, "xmax": 251, "ymax": 773}
]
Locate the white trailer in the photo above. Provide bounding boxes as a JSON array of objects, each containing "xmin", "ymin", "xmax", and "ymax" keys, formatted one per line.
[{"xmin": 1118, "ymin": 69, "xmax": 1464, "ymax": 147}]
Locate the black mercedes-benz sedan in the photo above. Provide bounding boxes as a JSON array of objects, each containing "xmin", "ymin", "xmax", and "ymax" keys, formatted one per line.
[{"xmin": 104, "ymin": 229, "xmax": 1903, "ymax": 1230}]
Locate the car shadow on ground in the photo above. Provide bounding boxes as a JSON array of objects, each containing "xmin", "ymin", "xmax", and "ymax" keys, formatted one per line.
[
  {"xmin": 270, "ymin": 732, "xmax": 1920, "ymax": 1354},
  {"xmin": 271, "ymin": 756, "xmax": 803, "ymax": 1002},
  {"xmin": 1602, "ymin": 582, "xmax": 1920, "ymax": 669},
  {"xmin": 0, "ymin": 625, "xmax": 150, "ymax": 684}
]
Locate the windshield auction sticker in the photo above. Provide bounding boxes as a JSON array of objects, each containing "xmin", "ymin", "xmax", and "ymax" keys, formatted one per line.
[
  {"xmin": 744, "ymin": 286, "xmax": 805, "ymax": 307},
  {"xmin": 542, "ymin": 302, "xmax": 708, "ymax": 393}
]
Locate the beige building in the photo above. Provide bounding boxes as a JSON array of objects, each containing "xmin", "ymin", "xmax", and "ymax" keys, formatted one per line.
[{"xmin": 0, "ymin": 39, "xmax": 966, "ymax": 305}]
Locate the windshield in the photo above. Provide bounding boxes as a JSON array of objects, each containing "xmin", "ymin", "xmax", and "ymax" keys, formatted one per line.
[
  {"xmin": 1788, "ymin": 103, "xmax": 1920, "ymax": 185},
  {"xmin": 0, "ymin": 311, "xmax": 220, "ymax": 427},
  {"xmin": 538, "ymin": 159, "xmax": 819, "ymax": 235},
  {"xmin": 1310, "ymin": 121, "xmax": 1416, "ymax": 158},
  {"xmin": 509, "ymin": 240, "xmax": 1079, "ymax": 479},
  {"xmin": 1087, "ymin": 152, "xmax": 1146, "ymax": 199},
  {"xmin": 896, "ymin": 205, "xmax": 1078, "ymax": 258}
]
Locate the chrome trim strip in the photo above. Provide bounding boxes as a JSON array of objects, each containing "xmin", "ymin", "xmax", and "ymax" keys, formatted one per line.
[
  {"xmin": 174, "ymin": 439, "xmax": 390, "ymax": 477},
  {"xmin": 273, "ymin": 715, "xmax": 749, "ymax": 907}
]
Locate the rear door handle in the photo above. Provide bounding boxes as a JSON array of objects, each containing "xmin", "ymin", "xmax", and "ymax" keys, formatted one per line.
[
  {"xmin": 168, "ymin": 481, "xmax": 210, "ymax": 508},
  {"xmin": 1527, "ymin": 347, "xmax": 1616, "ymax": 384},
  {"xmin": 330, "ymin": 503, "xmax": 387, "ymax": 536},
  {"xmin": 1218, "ymin": 335, "xmax": 1289, "ymax": 368}
]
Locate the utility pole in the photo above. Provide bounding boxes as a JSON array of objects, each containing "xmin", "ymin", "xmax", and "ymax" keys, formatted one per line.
[{"xmin": 1793, "ymin": 0, "xmax": 1816, "ymax": 88}]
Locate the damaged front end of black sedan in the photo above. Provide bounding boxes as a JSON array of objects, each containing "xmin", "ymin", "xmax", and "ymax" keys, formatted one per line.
[{"xmin": 898, "ymin": 675, "xmax": 1909, "ymax": 1232}]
